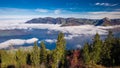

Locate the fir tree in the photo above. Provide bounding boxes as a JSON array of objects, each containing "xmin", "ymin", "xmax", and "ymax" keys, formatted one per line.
[
  {"xmin": 40, "ymin": 41, "xmax": 47, "ymax": 66},
  {"xmin": 52, "ymin": 32, "xmax": 66, "ymax": 68},
  {"xmin": 91, "ymin": 33, "xmax": 102, "ymax": 64},
  {"xmin": 112, "ymin": 38, "xmax": 120, "ymax": 65},
  {"xmin": 15, "ymin": 49, "xmax": 27, "ymax": 67},
  {"xmin": 30, "ymin": 42, "xmax": 40, "ymax": 67},
  {"xmin": 100, "ymin": 31, "xmax": 114, "ymax": 66},
  {"xmin": 1, "ymin": 50, "xmax": 16, "ymax": 68},
  {"xmin": 83, "ymin": 43, "xmax": 90, "ymax": 64}
]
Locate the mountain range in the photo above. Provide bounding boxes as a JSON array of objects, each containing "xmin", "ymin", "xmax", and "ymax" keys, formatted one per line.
[{"xmin": 25, "ymin": 17, "xmax": 120, "ymax": 26}]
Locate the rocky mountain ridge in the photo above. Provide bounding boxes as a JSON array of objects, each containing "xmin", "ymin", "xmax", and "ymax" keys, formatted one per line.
[{"xmin": 25, "ymin": 17, "xmax": 120, "ymax": 26}]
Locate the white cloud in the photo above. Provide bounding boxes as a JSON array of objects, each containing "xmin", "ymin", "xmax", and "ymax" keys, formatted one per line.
[
  {"xmin": 0, "ymin": 23, "xmax": 119, "ymax": 37},
  {"xmin": 38, "ymin": 41, "xmax": 41, "ymax": 43},
  {"xmin": 26, "ymin": 38, "xmax": 38, "ymax": 44},
  {"xmin": 65, "ymin": 35, "xmax": 79, "ymax": 40},
  {"xmin": 54, "ymin": 9, "xmax": 61, "ymax": 14},
  {"xmin": 0, "ymin": 23, "xmax": 119, "ymax": 34},
  {"xmin": 88, "ymin": 11, "xmax": 120, "ymax": 15},
  {"xmin": 0, "ymin": 38, "xmax": 38, "ymax": 49},
  {"xmin": 35, "ymin": 9, "xmax": 48, "ymax": 13},
  {"xmin": 44, "ymin": 39, "xmax": 56, "ymax": 43},
  {"xmin": 95, "ymin": 3, "xmax": 118, "ymax": 6},
  {"xmin": 95, "ymin": 3, "xmax": 100, "ymax": 5},
  {"xmin": 0, "ymin": 7, "xmax": 120, "ymax": 23},
  {"xmin": 87, "ymin": 11, "xmax": 120, "ymax": 19},
  {"xmin": 0, "ymin": 23, "xmax": 120, "ymax": 49},
  {"xmin": 76, "ymin": 44, "xmax": 81, "ymax": 48}
]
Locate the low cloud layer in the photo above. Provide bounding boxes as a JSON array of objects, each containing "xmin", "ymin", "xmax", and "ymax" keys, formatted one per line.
[
  {"xmin": 0, "ymin": 23, "xmax": 120, "ymax": 49},
  {"xmin": 0, "ymin": 23, "xmax": 119, "ymax": 35},
  {"xmin": 44, "ymin": 39, "xmax": 57, "ymax": 43},
  {"xmin": 0, "ymin": 38, "xmax": 38, "ymax": 49}
]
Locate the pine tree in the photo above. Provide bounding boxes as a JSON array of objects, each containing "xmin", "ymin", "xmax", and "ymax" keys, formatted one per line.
[
  {"xmin": 52, "ymin": 32, "xmax": 66, "ymax": 68},
  {"xmin": 83, "ymin": 43, "xmax": 90, "ymax": 64},
  {"xmin": 15, "ymin": 49, "xmax": 27, "ymax": 67},
  {"xmin": 0, "ymin": 50, "xmax": 2, "ymax": 68},
  {"xmin": 1, "ymin": 50, "xmax": 16, "ymax": 67},
  {"xmin": 40, "ymin": 41, "xmax": 47, "ymax": 66},
  {"xmin": 100, "ymin": 31, "xmax": 114, "ymax": 66},
  {"xmin": 30, "ymin": 42, "xmax": 40, "ymax": 67},
  {"xmin": 51, "ymin": 50, "xmax": 58, "ymax": 68},
  {"xmin": 91, "ymin": 33, "xmax": 102, "ymax": 64},
  {"xmin": 112, "ymin": 37, "xmax": 120, "ymax": 65}
]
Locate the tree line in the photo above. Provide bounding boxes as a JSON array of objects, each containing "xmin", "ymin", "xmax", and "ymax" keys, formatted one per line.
[
  {"xmin": 82, "ymin": 31, "xmax": 120, "ymax": 67},
  {"xmin": 0, "ymin": 31, "xmax": 120, "ymax": 68}
]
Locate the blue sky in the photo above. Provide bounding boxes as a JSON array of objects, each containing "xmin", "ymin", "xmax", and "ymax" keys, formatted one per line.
[{"xmin": 0, "ymin": 0, "xmax": 120, "ymax": 23}]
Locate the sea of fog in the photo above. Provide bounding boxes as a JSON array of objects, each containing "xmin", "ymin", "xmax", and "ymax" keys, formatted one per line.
[{"xmin": 0, "ymin": 23, "xmax": 120, "ymax": 50}]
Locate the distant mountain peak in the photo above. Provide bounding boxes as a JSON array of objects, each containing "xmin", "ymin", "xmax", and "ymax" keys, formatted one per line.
[
  {"xmin": 25, "ymin": 17, "xmax": 120, "ymax": 26},
  {"xmin": 103, "ymin": 17, "xmax": 111, "ymax": 22}
]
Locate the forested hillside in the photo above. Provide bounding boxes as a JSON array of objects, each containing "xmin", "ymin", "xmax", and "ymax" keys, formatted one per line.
[{"xmin": 0, "ymin": 31, "xmax": 120, "ymax": 68}]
